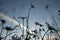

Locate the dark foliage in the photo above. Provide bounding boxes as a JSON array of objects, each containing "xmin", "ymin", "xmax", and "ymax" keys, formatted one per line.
[
  {"xmin": 25, "ymin": 37, "xmax": 30, "ymax": 40},
  {"xmin": 0, "ymin": 37, "xmax": 3, "ymax": 40}
]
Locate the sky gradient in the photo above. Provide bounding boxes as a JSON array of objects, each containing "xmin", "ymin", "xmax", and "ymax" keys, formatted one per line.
[{"xmin": 0, "ymin": 0, "xmax": 60, "ymax": 40}]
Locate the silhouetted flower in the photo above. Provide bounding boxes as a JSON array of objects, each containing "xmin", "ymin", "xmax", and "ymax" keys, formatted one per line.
[
  {"xmin": 31, "ymin": 4, "xmax": 35, "ymax": 8},
  {"xmin": 35, "ymin": 22, "xmax": 43, "ymax": 26},
  {"xmin": 18, "ymin": 17, "xmax": 27, "ymax": 19},
  {"xmin": 4, "ymin": 26, "xmax": 14, "ymax": 31},
  {"xmin": 46, "ymin": 22, "xmax": 57, "ymax": 32}
]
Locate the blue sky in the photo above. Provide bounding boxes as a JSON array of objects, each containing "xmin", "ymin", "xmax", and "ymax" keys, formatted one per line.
[{"xmin": 0, "ymin": 0, "xmax": 60, "ymax": 39}]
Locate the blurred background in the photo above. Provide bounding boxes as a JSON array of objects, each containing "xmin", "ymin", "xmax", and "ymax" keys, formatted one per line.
[{"xmin": 0, "ymin": 0, "xmax": 60, "ymax": 40}]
